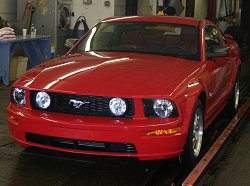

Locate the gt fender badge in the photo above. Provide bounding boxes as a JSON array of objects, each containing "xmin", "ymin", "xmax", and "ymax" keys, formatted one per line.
[{"xmin": 69, "ymin": 99, "xmax": 90, "ymax": 108}]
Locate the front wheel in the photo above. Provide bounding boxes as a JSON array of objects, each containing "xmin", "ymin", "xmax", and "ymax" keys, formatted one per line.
[
  {"xmin": 183, "ymin": 100, "xmax": 204, "ymax": 167},
  {"xmin": 227, "ymin": 73, "xmax": 240, "ymax": 115}
]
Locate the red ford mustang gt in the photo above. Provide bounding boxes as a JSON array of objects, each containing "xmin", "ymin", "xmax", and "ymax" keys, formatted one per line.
[{"xmin": 7, "ymin": 16, "xmax": 240, "ymax": 166}]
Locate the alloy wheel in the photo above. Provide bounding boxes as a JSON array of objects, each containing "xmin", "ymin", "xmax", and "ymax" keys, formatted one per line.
[
  {"xmin": 192, "ymin": 107, "xmax": 204, "ymax": 157},
  {"xmin": 234, "ymin": 80, "xmax": 240, "ymax": 110}
]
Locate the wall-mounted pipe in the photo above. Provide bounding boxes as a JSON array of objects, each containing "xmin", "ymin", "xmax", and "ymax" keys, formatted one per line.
[{"xmin": 207, "ymin": 0, "xmax": 214, "ymax": 21}]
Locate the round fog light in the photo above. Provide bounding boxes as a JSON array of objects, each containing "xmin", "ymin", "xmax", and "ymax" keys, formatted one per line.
[
  {"xmin": 109, "ymin": 98, "xmax": 127, "ymax": 116},
  {"xmin": 36, "ymin": 92, "xmax": 51, "ymax": 109}
]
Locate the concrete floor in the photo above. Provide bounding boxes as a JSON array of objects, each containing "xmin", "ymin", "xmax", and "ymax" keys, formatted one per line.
[
  {"xmin": 0, "ymin": 85, "xmax": 10, "ymax": 148},
  {"xmin": 202, "ymin": 110, "xmax": 250, "ymax": 186},
  {"xmin": 0, "ymin": 144, "xmax": 148, "ymax": 185}
]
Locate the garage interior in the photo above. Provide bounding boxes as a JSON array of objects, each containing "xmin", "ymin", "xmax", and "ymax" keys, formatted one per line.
[{"xmin": 0, "ymin": 0, "xmax": 250, "ymax": 185}]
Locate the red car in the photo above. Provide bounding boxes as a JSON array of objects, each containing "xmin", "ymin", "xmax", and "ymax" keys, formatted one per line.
[{"xmin": 7, "ymin": 16, "xmax": 240, "ymax": 166}]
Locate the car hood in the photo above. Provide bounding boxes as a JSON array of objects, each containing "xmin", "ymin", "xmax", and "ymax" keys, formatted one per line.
[{"xmin": 17, "ymin": 52, "xmax": 199, "ymax": 97}]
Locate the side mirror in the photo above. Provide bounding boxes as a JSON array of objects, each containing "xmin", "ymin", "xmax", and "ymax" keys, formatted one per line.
[
  {"xmin": 207, "ymin": 45, "xmax": 229, "ymax": 58},
  {"xmin": 65, "ymin": 38, "xmax": 78, "ymax": 49}
]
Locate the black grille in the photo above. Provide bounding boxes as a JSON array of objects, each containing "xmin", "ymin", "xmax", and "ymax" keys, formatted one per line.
[
  {"xmin": 26, "ymin": 133, "xmax": 137, "ymax": 154},
  {"xmin": 143, "ymin": 99, "xmax": 158, "ymax": 117},
  {"xmin": 30, "ymin": 91, "xmax": 134, "ymax": 118}
]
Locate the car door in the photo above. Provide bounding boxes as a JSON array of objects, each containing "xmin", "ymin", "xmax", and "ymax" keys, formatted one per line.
[{"xmin": 204, "ymin": 25, "xmax": 233, "ymax": 116}]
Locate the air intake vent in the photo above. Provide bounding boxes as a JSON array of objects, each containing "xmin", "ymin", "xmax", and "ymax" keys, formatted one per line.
[{"xmin": 26, "ymin": 133, "xmax": 137, "ymax": 154}]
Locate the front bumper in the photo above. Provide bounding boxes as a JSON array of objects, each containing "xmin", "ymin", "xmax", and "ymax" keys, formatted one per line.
[{"xmin": 7, "ymin": 104, "xmax": 187, "ymax": 160}]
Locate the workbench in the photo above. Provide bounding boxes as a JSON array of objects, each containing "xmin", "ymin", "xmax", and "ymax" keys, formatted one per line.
[{"xmin": 0, "ymin": 35, "xmax": 51, "ymax": 85}]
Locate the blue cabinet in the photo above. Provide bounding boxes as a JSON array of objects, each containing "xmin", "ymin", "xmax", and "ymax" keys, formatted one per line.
[{"xmin": 0, "ymin": 35, "xmax": 51, "ymax": 85}]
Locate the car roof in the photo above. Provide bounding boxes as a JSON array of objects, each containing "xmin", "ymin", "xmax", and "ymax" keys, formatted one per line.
[{"xmin": 102, "ymin": 16, "xmax": 201, "ymax": 27}]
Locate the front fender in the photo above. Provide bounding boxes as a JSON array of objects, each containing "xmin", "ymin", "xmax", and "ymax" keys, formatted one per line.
[{"xmin": 180, "ymin": 79, "xmax": 205, "ymax": 134}]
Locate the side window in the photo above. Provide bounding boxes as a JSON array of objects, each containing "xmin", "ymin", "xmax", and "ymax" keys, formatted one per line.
[{"xmin": 205, "ymin": 25, "xmax": 223, "ymax": 51}]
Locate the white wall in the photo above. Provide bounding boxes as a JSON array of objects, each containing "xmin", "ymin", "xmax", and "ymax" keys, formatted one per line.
[
  {"xmin": 71, "ymin": 0, "xmax": 102, "ymax": 29},
  {"xmin": 71, "ymin": 0, "xmax": 126, "ymax": 30},
  {"xmin": 194, "ymin": 0, "xmax": 207, "ymax": 19},
  {"xmin": 138, "ymin": 0, "xmax": 152, "ymax": 15},
  {"xmin": 71, "ymin": 0, "xmax": 158, "ymax": 30},
  {"xmin": 114, "ymin": 0, "xmax": 126, "ymax": 16},
  {"xmin": 0, "ymin": 0, "xmax": 17, "ymax": 21},
  {"xmin": 181, "ymin": 0, "xmax": 186, "ymax": 17}
]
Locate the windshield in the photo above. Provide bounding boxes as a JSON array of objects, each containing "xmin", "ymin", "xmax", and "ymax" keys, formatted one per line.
[{"xmin": 72, "ymin": 22, "xmax": 200, "ymax": 60}]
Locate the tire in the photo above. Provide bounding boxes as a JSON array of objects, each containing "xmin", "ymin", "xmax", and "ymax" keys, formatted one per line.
[
  {"xmin": 227, "ymin": 73, "xmax": 240, "ymax": 115},
  {"xmin": 183, "ymin": 100, "xmax": 204, "ymax": 167}
]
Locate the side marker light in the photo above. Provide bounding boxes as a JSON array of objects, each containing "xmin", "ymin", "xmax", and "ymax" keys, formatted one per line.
[
  {"xmin": 146, "ymin": 127, "xmax": 180, "ymax": 136},
  {"xmin": 10, "ymin": 116, "xmax": 18, "ymax": 122}
]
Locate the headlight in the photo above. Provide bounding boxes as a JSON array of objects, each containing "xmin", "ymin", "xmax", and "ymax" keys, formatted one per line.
[
  {"xmin": 109, "ymin": 98, "xmax": 127, "ymax": 116},
  {"xmin": 12, "ymin": 88, "xmax": 26, "ymax": 105},
  {"xmin": 36, "ymin": 92, "xmax": 51, "ymax": 109},
  {"xmin": 143, "ymin": 99, "xmax": 178, "ymax": 118},
  {"xmin": 153, "ymin": 99, "xmax": 174, "ymax": 118}
]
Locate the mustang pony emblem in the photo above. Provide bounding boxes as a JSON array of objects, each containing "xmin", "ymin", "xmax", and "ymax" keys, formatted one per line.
[{"xmin": 69, "ymin": 99, "xmax": 90, "ymax": 108}]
